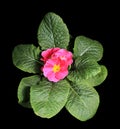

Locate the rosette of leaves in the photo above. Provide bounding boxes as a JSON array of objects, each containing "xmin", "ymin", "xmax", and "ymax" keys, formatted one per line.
[{"xmin": 12, "ymin": 12, "xmax": 108, "ymax": 121}]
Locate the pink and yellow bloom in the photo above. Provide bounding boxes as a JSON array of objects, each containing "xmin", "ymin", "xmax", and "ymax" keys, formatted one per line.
[
  {"xmin": 43, "ymin": 58, "xmax": 68, "ymax": 82},
  {"xmin": 41, "ymin": 47, "xmax": 73, "ymax": 82}
]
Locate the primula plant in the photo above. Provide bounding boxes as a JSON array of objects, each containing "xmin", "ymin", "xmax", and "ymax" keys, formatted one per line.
[{"xmin": 12, "ymin": 12, "xmax": 108, "ymax": 121}]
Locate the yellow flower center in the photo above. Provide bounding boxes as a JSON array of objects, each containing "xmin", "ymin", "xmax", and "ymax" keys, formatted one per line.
[{"xmin": 52, "ymin": 64, "xmax": 60, "ymax": 73}]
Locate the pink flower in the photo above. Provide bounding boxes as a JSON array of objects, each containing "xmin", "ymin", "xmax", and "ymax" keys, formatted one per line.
[
  {"xmin": 43, "ymin": 58, "xmax": 68, "ymax": 82},
  {"xmin": 41, "ymin": 47, "xmax": 73, "ymax": 82},
  {"xmin": 41, "ymin": 48, "xmax": 60, "ymax": 63},
  {"xmin": 41, "ymin": 48, "xmax": 73, "ymax": 66},
  {"xmin": 53, "ymin": 49, "xmax": 73, "ymax": 66}
]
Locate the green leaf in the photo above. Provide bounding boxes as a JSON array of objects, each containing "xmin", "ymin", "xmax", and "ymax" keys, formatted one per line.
[
  {"xmin": 73, "ymin": 36, "xmax": 103, "ymax": 61},
  {"xmin": 85, "ymin": 65, "xmax": 108, "ymax": 87},
  {"xmin": 37, "ymin": 12, "xmax": 69, "ymax": 50},
  {"xmin": 30, "ymin": 78, "xmax": 70, "ymax": 118},
  {"xmin": 17, "ymin": 75, "xmax": 40, "ymax": 108},
  {"xmin": 65, "ymin": 82, "xmax": 100, "ymax": 121},
  {"xmin": 76, "ymin": 57, "xmax": 101, "ymax": 79},
  {"xmin": 68, "ymin": 65, "xmax": 107, "ymax": 87},
  {"xmin": 75, "ymin": 57, "xmax": 101, "ymax": 79},
  {"xmin": 12, "ymin": 44, "xmax": 41, "ymax": 73}
]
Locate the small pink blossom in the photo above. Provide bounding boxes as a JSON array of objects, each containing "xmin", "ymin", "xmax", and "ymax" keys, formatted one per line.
[
  {"xmin": 41, "ymin": 47, "xmax": 73, "ymax": 66},
  {"xmin": 43, "ymin": 58, "xmax": 68, "ymax": 82},
  {"xmin": 41, "ymin": 48, "xmax": 60, "ymax": 63},
  {"xmin": 53, "ymin": 49, "xmax": 73, "ymax": 66},
  {"xmin": 41, "ymin": 47, "xmax": 73, "ymax": 82}
]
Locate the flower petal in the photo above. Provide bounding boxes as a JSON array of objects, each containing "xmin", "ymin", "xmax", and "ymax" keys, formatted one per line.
[
  {"xmin": 41, "ymin": 48, "xmax": 60, "ymax": 62},
  {"xmin": 41, "ymin": 47, "xmax": 73, "ymax": 82},
  {"xmin": 55, "ymin": 69, "xmax": 68, "ymax": 80}
]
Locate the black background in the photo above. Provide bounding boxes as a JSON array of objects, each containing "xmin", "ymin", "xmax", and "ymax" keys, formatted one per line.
[{"xmin": 1, "ymin": 1, "xmax": 118, "ymax": 128}]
